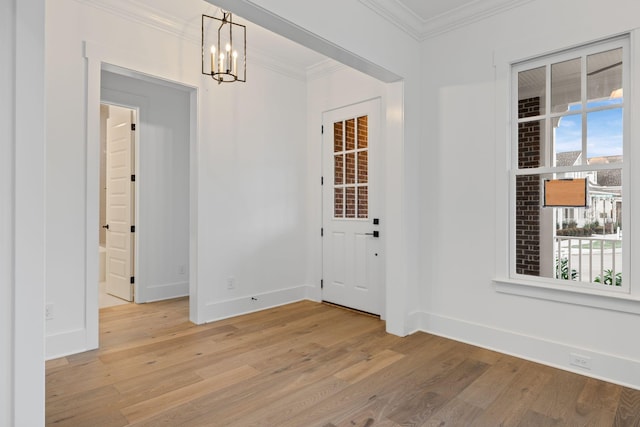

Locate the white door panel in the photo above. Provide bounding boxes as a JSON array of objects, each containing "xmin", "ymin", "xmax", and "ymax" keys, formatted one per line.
[
  {"xmin": 322, "ymin": 99, "xmax": 382, "ymax": 315},
  {"xmin": 105, "ymin": 105, "xmax": 134, "ymax": 301}
]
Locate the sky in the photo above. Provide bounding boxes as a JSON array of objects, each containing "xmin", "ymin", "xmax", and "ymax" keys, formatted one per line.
[{"xmin": 555, "ymin": 99, "xmax": 623, "ymax": 158}]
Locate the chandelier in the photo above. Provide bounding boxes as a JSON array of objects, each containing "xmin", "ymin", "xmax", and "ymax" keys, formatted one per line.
[{"xmin": 201, "ymin": 12, "xmax": 246, "ymax": 84}]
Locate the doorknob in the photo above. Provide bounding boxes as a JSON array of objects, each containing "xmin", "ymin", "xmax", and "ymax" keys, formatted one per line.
[
  {"xmin": 102, "ymin": 224, "xmax": 109, "ymax": 230},
  {"xmin": 365, "ymin": 230, "xmax": 380, "ymax": 238}
]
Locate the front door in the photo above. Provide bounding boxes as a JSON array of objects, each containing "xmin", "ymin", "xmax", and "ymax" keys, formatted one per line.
[
  {"xmin": 322, "ymin": 99, "xmax": 382, "ymax": 315},
  {"xmin": 105, "ymin": 105, "xmax": 135, "ymax": 301}
]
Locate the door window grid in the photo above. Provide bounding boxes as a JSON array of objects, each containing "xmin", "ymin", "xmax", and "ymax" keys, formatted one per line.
[{"xmin": 334, "ymin": 116, "xmax": 368, "ymax": 219}]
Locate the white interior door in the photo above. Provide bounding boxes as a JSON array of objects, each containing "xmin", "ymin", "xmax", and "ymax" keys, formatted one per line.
[
  {"xmin": 105, "ymin": 105, "xmax": 135, "ymax": 301},
  {"xmin": 322, "ymin": 99, "xmax": 382, "ymax": 315}
]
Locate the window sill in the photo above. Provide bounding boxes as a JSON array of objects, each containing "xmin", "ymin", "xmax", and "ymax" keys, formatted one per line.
[{"xmin": 493, "ymin": 278, "xmax": 640, "ymax": 315}]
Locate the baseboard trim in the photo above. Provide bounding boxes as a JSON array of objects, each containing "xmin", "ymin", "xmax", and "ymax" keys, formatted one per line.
[
  {"xmin": 140, "ymin": 280, "xmax": 189, "ymax": 303},
  {"xmin": 405, "ymin": 310, "xmax": 424, "ymax": 335},
  {"xmin": 45, "ymin": 328, "xmax": 91, "ymax": 360},
  {"xmin": 415, "ymin": 311, "xmax": 640, "ymax": 390},
  {"xmin": 201, "ymin": 285, "xmax": 315, "ymax": 323}
]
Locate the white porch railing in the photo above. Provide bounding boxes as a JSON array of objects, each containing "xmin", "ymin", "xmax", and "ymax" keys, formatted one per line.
[{"xmin": 554, "ymin": 236, "xmax": 622, "ymax": 285}]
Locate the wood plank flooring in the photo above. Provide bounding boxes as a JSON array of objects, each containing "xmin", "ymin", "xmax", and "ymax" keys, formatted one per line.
[{"xmin": 46, "ymin": 298, "xmax": 640, "ymax": 426}]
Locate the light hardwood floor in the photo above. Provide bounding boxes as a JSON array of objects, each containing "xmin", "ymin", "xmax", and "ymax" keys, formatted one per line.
[{"xmin": 46, "ymin": 298, "xmax": 640, "ymax": 426}]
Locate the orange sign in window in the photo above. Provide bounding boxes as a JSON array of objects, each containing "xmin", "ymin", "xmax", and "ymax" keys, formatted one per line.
[{"xmin": 543, "ymin": 178, "xmax": 588, "ymax": 207}]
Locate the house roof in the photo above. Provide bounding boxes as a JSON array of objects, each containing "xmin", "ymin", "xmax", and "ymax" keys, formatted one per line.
[{"xmin": 556, "ymin": 150, "xmax": 581, "ymax": 166}]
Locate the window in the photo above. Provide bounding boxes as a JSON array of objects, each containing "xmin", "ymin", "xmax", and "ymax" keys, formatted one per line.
[
  {"xmin": 511, "ymin": 37, "xmax": 628, "ymax": 293},
  {"xmin": 333, "ymin": 116, "xmax": 368, "ymax": 219}
]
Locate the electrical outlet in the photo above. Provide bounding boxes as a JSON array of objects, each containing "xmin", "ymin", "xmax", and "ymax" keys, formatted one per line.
[
  {"xmin": 45, "ymin": 303, "xmax": 54, "ymax": 320},
  {"xmin": 570, "ymin": 353, "xmax": 591, "ymax": 370},
  {"xmin": 226, "ymin": 277, "xmax": 235, "ymax": 290},
  {"xmin": 178, "ymin": 264, "xmax": 186, "ymax": 275}
]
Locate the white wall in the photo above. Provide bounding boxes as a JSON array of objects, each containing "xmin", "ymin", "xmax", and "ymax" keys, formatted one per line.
[
  {"xmin": 101, "ymin": 71, "xmax": 191, "ymax": 303},
  {"xmin": 215, "ymin": 0, "xmax": 424, "ymax": 336},
  {"xmin": 196, "ymin": 60, "xmax": 311, "ymax": 322},
  {"xmin": 0, "ymin": 1, "xmax": 15, "ymax": 422},
  {"xmin": 2, "ymin": 0, "xmax": 46, "ymax": 424},
  {"xmin": 45, "ymin": 0, "xmax": 313, "ymax": 357},
  {"xmin": 419, "ymin": 0, "xmax": 640, "ymax": 388}
]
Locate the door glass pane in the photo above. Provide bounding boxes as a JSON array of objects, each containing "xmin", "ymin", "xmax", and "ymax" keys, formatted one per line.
[
  {"xmin": 334, "ymin": 122, "xmax": 343, "ymax": 152},
  {"xmin": 357, "ymin": 116, "xmax": 368, "ymax": 149},
  {"xmin": 345, "ymin": 152, "xmax": 356, "ymax": 184},
  {"xmin": 552, "ymin": 58, "xmax": 581, "ymax": 113},
  {"xmin": 334, "ymin": 154, "xmax": 344, "ymax": 185},
  {"xmin": 587, "ymin": 108, "xmax": 623, "ymax": 162},
  {"xmin": 358, "ymin": 187, "xmax": 368, "ymax": 219},
  {"xmin": 358, "ymin": 151, "xmax": 368, "ymax": 183},
  {"xmin": 587, "ymin": 48, "xmax": 623, "ymax": 106},
  {"xmin": 334, "ymin": 188, "xmax": 344, "ymax": 218},
  {"xmin": 345, "ymin": 187, "xmax": 356, "ymax": 219},
  {"xmin": 518, "ymin": 66, "xmax": 546, "ymax": 117},
  {"xmin": 345, "ymin": 118, "xmax": 355, "ymax": 151}
]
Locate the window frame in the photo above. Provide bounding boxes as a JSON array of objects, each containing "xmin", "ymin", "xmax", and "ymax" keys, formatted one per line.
[
  {"xmin": 491, "ymin": 32, "xmax": 640, "ymax": 310},
  {"xmin": 509, "ymin": 36, "xmax": 630, "ymax": 294}
]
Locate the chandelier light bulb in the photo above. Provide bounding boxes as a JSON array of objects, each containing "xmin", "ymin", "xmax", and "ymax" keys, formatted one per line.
[{"xmin": 232, "ymin": 51, "xmax": 238, "ymax": 75}]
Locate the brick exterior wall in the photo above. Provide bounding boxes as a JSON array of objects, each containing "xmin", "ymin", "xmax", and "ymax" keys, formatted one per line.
[{"xmin": 516, "ymin": 97, "xmax": 542, "ymax": 276}]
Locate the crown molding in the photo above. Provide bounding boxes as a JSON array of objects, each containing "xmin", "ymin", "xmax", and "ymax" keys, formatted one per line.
[
  {"xmin": 359, "ymin": 0, "xmax": 536, "ymax": 41},
  {"xmin": 77, "ymin": 0, "xmax": 201, "ymax": 44},
  {"xmin": 358, "ymin": 0, "xmax": 424, "ymax": 41},
  {"xmin": 306, "ymin": 58, "xmax": 347, "ymax": 81},
  {"xmin": 73, "ymin": 0, "xmax": 317, "ymax": 82}
]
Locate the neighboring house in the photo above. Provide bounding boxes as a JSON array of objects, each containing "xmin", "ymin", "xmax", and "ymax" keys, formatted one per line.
[{"xmin": 555, "ymin": 151, "xmax": 622, "ymax": 231}]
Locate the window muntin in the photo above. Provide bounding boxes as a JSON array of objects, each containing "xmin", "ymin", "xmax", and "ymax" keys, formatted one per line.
[
  {"xmin": 512, "ymin": 38, "xmax": 627, "ymax": 292},
  {"xmin": 333, "ymin": 115, "xmax": 369, "ymax": 219}
]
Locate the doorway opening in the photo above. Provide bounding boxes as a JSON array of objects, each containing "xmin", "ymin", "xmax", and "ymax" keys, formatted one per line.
[
  {"xmin": 99, "ymin": 103, "xmax": 137, "ymax": 308},
  {"xmin": 84, "ymin": 62, "xmax": 197, "ymax": 350}
]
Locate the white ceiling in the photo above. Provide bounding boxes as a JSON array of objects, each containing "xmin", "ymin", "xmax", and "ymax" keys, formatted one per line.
[
  {"xmin": 359, "ymin": 0, "xmax": 534, "ymax": 40},
  {"xmin": 223, "ymin": 0, "xmax": 535, "ymax": 69},
  {"xmin": 88, "ymin": 0, "xmax": 534, "ymax": 74}
]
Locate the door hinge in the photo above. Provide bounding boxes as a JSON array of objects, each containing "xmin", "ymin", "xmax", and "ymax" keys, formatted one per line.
[
  {"xmin": 131, "ymin": 225, "xmax": 135, "ymax": 233},
  {"xmin": 321, "ymin": 176, "xmax": 324, "ymax": 186},
  {"xmin": 130, "ymin": 276, "xmax": 135, "ymax": 284},
  {"xmin": 131, "ymin": 123, "xmax": 136, "ymax": 131},
  {"xmin": 131, "ymin": 174, "xmax": 136, "ymax": 182},
  {"xmin": 321, "ymin": 279, "xmax": 323, "ymax": 289},
  {"xmin": 321, "ymin": 228, "xmax": 324, "ymax": 237},
  {"xmin": 321, "ymin": 125, "xmax": 324, "ymax": 134}
]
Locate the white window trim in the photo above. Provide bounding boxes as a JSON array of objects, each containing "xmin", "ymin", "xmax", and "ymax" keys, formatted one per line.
[{"xmin": 493, "ymin": 29, "xmax": 640, "ymax": 313}]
